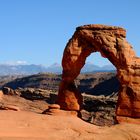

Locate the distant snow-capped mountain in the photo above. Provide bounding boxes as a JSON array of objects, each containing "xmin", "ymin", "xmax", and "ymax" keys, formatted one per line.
[
  {"xmin": 45, "ymin": 62, "xmax": 116, "ymax": 74},
  {"xmin": 46, "ymin": 63, "xmax": 62, "ymax": 73},
  {"xmin": 81, "ymin": 62, "xmax": 101, "ymax": 73},
  {"xmin": 0, "ymin": 63, "xmax": 116, "ymax": 75},
  {"xmin": 81, "ymin": 62, "xmax": 115, "ymax": 73},
  {"xmin": 0, "ymin": 64, "xmax": 47, "ymax": 75}
]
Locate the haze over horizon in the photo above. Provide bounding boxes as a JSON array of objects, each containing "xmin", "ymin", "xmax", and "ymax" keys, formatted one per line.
[
  {"xmin": 0, "ymin": 60, "xmax": 115, "ymax": 69},
  {"xmin": 0, "ymin": 0, "xmax": 140, "ymax": 67}
]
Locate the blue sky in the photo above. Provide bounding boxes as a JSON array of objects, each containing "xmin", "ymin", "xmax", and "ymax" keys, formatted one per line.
[{"xmin": 0, "ymin": 0, "xmax": 140, "ymax": 66}]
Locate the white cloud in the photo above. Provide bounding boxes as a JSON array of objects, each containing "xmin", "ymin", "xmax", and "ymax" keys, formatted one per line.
[
  {"xmin": 1, "ymin": 60, "xmax": 28, "ymax": 65},
  {"xmin": 16, "ymin": 61, "xmax": 27, "ymax": 65}
]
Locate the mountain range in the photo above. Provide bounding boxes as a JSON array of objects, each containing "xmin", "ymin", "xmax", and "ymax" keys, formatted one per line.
[{"xmin": 0, "ymin": 63, "xmax": 116, "ymax": 75}]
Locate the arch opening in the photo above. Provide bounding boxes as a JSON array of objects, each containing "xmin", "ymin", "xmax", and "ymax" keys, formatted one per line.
[
  {"xmin": 78, "ymin": 52, "xmax": 118, "ymax": 97},
  {"xmin": 81, "ymin": 52, "xmax": 116, "ymax": 73}
]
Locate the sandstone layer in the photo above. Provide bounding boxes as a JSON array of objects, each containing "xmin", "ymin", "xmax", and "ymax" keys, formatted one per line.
[{"xmin": 57, "ymin": 24, "xmax": 140, "ymax": 122}]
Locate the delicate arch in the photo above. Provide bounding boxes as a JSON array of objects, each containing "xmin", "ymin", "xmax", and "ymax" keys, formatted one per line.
[{"xmin": 57, "ymin": 24, "xmax": 140, "ymax": 121}]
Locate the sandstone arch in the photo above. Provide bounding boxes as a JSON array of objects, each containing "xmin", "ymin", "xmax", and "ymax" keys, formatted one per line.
[{"xmin": 57, "ymin": 24, "xmax": 140, "ymax": 121}]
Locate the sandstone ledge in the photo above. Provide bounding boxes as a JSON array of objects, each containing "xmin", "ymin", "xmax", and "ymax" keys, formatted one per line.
[{"xmin": 76, "ymin": 24, "xmax": 126, "ymax": 37}]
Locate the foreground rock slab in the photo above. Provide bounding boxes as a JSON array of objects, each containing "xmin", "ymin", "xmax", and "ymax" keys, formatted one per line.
[{"xmin": 0, "ymin": 111, "xmax": 140, "ymax": 140}]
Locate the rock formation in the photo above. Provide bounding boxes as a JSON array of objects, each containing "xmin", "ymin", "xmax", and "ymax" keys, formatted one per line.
[{"xmin": 57, "ymin": 24, "xmax": 140, "ymax": 122}]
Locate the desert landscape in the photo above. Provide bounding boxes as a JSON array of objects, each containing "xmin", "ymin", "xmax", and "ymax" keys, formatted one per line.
[
  {"xmin": 0, "ymin": 72, "xmax": 140, "ymax": 140},
  {"xmin": 0, "ymin": 24, "xmax": 140, "ymax": 139},
  {"xmin": 1, "ymin": 1, "xmax": 140, "ymax": 139},
  {"xmin": 0, "ymin": 72, "xmax": 118, "ymax": 126},
  {"xmin": 0, "ymin": 74, "xmax": 140, "ymax": 139}
]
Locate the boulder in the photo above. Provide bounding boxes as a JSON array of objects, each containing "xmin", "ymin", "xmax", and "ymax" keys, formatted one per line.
[
  {"xmin": 2, "ymin": 87, "xmax": 15, "ymax": 95},
  {"xmin": 49, "ymin": 104, "xmax": 60, "ymax": 109}
]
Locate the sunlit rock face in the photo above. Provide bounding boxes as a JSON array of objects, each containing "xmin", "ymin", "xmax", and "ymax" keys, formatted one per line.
[{"xmin": 57, "ymin": 24, "xmax": 140, "ymax": 122}]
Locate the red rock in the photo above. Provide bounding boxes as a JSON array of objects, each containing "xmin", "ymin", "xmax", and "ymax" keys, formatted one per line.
[
  {"xmin": 0, "ymin": 90, "xmax": 3, "ymax": 101},
  {"xmin": 49, "ymin": 104, "xmax": 60, "ymax": 109},
  {"xmin": 44, "ymin": 108, "xmax": 78, "ymax": 116},
  {"xmin": 57, "ymin": 24, "xmax": 140, "ymax": 123},
  {"xmin": 0, "ymin": 105, "xmax": 20, "ymax": 111},
  {"xmin": 116, "ymin": 116, "xmax": 140, "ymax": 124},
  {"xmin": 57, "ymin": 82, "xmax": 83, "ymax": 111}
]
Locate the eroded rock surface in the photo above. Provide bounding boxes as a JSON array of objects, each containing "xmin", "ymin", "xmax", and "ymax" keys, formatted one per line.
[{"xmin": 57, "ymin": 24, "xmax": 140, "ymax": 122}]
